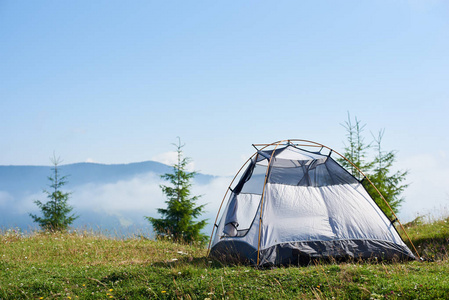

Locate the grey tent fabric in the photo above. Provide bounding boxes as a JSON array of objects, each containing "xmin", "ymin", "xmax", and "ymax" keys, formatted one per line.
[{"xmin": 210, "ymin": 145, "xmax": 415, "ymax": 266}]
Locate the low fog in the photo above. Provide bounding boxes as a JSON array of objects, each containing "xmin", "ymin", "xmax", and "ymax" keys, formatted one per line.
[{"xmin": 0, "ymin": 170, "xmax": 230, "ymax": 237}]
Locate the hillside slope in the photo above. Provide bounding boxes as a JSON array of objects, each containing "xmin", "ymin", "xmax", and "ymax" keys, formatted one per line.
[{"xmin": 1, "ymin": 221, "xmax": 448, "ymax": 299}]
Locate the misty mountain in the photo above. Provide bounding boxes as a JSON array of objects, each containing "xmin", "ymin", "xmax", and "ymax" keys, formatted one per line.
[{"xmin": 0, "ymin": 161, "xmax": 219, "ymax": 236}]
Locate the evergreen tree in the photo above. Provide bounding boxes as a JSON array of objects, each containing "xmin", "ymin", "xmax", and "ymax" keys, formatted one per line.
[
  {"xmin": 363, "ymin": 130, "xmax": 409, "ymax": 219},
  {"xmin": 146, "ymin": 139, "xmax": 207, "ymax": 244},
  {"xmin": 338, "ymin": 113, "xmax": 373, "ymax": 179},
  {"xmin": 30, "ymin": 155, "xmax": 78, "ymax": 231},
  {"xmin": 339, "ymin": 114, "xmax": 408, "ymax": 219}
]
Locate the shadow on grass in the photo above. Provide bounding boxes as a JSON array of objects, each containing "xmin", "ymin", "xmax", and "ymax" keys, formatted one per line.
[
  {"xmin": 406, "ymin": 236, "xmax": 449, "ymax": 260},
  {"xmin": 150, "ymin": 255, "xmax": 233, "ymax": 269},
  {"xmin": 148, "ymin": 253, "xmax": 417, "ymax": 271}
]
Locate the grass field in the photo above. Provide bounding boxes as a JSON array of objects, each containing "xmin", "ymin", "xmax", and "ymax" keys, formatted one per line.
[{"xmin": 1, "ymin": 217, "xmax": 449, "ymax": 299}]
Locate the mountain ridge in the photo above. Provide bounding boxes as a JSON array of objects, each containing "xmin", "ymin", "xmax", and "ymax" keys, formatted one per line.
[{"xmin": 0, "ymin": 160, "xmax": 217, "ymax": 235}]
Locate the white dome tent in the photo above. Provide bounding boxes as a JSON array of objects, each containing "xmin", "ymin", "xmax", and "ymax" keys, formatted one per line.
[{"xmin": 208, "ymin": 140, "xmax": 418, "ymax": 266}]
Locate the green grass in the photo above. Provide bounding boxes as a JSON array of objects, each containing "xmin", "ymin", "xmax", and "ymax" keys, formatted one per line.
[
  {"xmin": 401, "ymin": 215, "xmax": 449, "ymax": 261},
  {"xmin": 1, "ymin": 219, "xmax": 449, "ymax": 300}
]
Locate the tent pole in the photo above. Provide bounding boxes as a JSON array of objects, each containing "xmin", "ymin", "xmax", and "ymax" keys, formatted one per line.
[
  {"xmin": 256, "ymin": 141, "xmax": 283, "ymax": 266},
  {"xmin": 254, "ymin": 139, "xmax": 421, "ymax": 260},
  {"xmin": 360, "ymin": 174, "xmax": 421, "ymax": 260},
  {"xmin": 207, "ymin": 142, "xmax": 280, "ymax": 256},
  {"xmin": 327, "ymin": 146, "xmax": 422, "ymax": 261}
]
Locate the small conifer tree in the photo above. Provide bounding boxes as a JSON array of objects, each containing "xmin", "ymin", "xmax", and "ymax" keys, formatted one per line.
[
  {"xmin": 146, "ymin": 138, "xmax": 207, "ymax": 244},
  {"xmin": 339, "ymin": 115, "xmax": 408, "ymax": 219},
  {"xmin": 338, "ymin": 113, "xmax": 373, "ymax": 179},
  {"xmin": 29, "ymin": 155, "xmax": 78, "ymax": 231},
  {"xmin": 363, "ymin": 130, "xmax": 408, "ymax": 219}
]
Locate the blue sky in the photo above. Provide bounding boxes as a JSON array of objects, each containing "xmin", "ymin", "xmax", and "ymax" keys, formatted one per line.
[{"xmin": 1, "ymin": 1, "xmax": 448, "ymax": 220}]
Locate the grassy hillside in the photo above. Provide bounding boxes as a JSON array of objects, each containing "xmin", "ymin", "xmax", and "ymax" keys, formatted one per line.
[
  {"xmin": 1, "ymin": 218, "xmax": 449, "ymax": 299},
  {"xmin": 401, "ymin": 215, "xmax": 449, "ymax": 261}
]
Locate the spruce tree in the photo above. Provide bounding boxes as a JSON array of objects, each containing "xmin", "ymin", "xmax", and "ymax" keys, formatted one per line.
[
  {"xmin": 339, "ymin": 115, "xmax": 408, "ymax": 219},
  {"xmin": 363, "ymin": 130, "xmax": 408, "ymax": 219},
  {"xmin": 30, "ymin": 155, "xmax": 78, "ymax": 231},
  {"xmin": 146, "ymin": 139, "xmax": 207, "ymax": 244},
  {"xmin": 338, "ymin": 113, "xmax": 373, "ymax": 179}
]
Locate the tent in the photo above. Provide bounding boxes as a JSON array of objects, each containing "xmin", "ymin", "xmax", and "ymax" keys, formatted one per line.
[{"xmin": 208, "ymin": 140, "xmax": 417, "ymax": 266}]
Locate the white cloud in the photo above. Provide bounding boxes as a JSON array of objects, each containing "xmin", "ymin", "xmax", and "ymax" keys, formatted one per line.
[
  {"xmin": 65, "ymin": 171, "xmax": 228, "ymax": 226},
  {"xmin": 67, "ymin": 172, "xmax": 230, "ymax": 233},
  {"xmin": 1, "ymin": 169, "xmax": 231, "ymax": 233},
  {"xmin": 192, "ymin": 176, "xmax": 232, "ymax": 214},
  {"xmin": 18, "ymin": 192, "xmax": 43, "ymax": 214},
  {"xmin": 116, "ymin": 215, "xmax": 134, "ymax": 227},
  {"xmin": 85, "ymin": 158, "xmax": 97, "ymax": 163},
  {"xmin": 152, "ymin": 151, "xmax": 195, "ymax": 172},
  {"xmin": 152, "ymin": 151, "xmax": 178, "ymax": 166},
  {"xmin": 0, "ymin": 191, "xmax": 13, "ymax": 206},
  {"xmin": 72, "ymin": 172, "xmax": 165, "ymax": 215},
  {"xmin": 397, "ymin": 151, "xmax": 449, "ymax": 221},
  {"xmin": 191, "ymin": 176, "xmax": 232, "ymax": 235}
]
